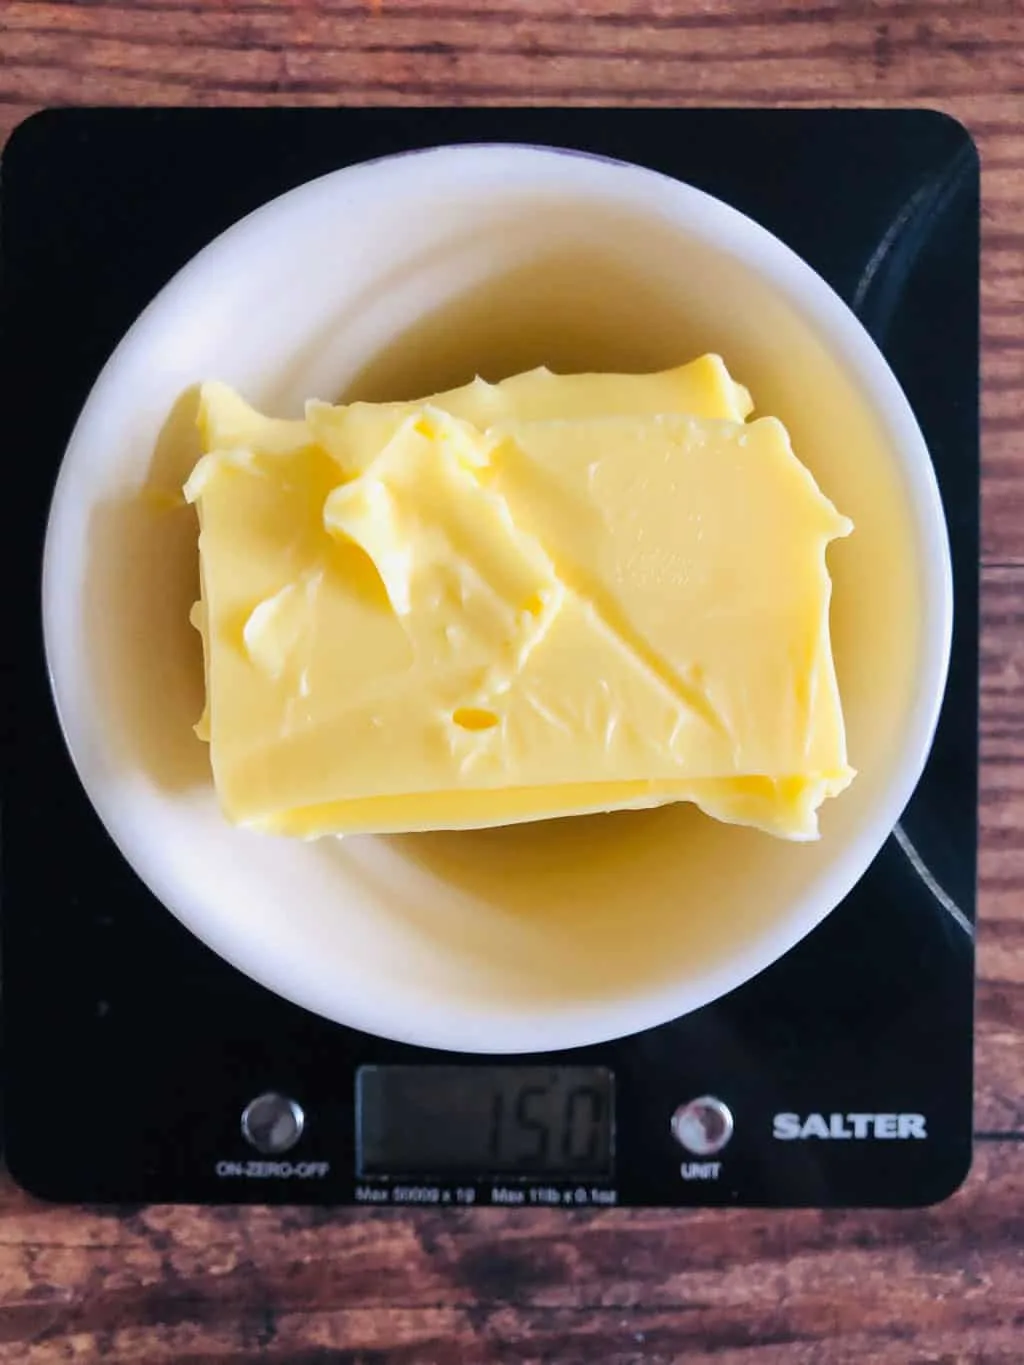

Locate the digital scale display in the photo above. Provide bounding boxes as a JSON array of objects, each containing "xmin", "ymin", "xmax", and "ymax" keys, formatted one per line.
[{"xmin": 357, "ymin": 1066, "xmax": 615, "ymax": 1179}]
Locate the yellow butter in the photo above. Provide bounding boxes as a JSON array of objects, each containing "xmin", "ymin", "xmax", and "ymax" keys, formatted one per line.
[
  {"xmin": 485, "ymin": 413, "xmax": 853, "ymax": 784},
  {"xmin": 185, "ymin": 378, "xmax": 853, "ymax": 840},
  {"xmin": 197, "ymin": 353, "xmax": 751, "ymax": 476},
  {"xmin": 306, "ymin": 354, "xmax": 752, "ymax": 473},
  {"xmin": 259, "ymin": 775, "xmax": 850, "ymax": 841}
]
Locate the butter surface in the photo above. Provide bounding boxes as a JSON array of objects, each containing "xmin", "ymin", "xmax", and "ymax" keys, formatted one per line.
[
  {"xmin": 185, "ymin": 361, "xmax": 852, "ymax": 840},
  {"xmin": 486, "ymin": 413, "xmax": 852, "ymax": 782},
  {"xmin": 306, "ymin": 354, "xmax": 752, "ymax": 473},
  {"xmin": 198, "ymin": 354, "xmax": 751, "ymax": 475}
]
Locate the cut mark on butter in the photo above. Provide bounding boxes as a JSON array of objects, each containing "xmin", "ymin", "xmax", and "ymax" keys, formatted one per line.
[{"xmin": 551, "ymin": 556, "xmax": 732, "ymax": 743}]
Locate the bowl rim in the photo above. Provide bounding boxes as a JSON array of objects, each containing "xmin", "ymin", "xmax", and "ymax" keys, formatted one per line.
[{"xmin": 41, "ymin": 141, "xmax": 953, "ymax": 1053}]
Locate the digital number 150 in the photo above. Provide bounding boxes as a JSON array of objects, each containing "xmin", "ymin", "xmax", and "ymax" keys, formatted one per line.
[{"xmin": 488, "ymin": 1083, "xmax": 606, "ymax": 1167}]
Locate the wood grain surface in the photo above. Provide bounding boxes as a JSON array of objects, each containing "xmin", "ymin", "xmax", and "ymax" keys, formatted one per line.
[{"xmin": 1, "ymin": 2, "xmax": 1022, "ymax": 1361}]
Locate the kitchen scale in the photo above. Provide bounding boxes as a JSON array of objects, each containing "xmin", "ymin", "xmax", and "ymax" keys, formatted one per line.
[{"xmin": 1, "ymin": 108, "xmax": 978, "ymax": 1207}]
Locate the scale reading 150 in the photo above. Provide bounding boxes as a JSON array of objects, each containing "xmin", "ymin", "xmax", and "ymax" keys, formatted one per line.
[{"xmin": 356, "ymin": 1066, "xmax": 615, "ymax": 1179}]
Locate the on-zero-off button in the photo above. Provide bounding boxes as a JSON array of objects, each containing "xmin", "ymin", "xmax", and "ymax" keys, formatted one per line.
[
  {"xmin": 671, "ymin": 1096, "xmax": 734, "ymax": 1156},
  {"xmin": 241, "ymin": 1093, "xmax": 305, "ymax": 1155}
]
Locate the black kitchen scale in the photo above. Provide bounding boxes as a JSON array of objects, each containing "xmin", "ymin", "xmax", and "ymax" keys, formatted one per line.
[{"xmin": 1, "ymin": 108, "xmax": 978, "ymax": 1207}]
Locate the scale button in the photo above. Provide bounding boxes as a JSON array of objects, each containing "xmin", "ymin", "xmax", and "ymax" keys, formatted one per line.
[
  {"xmin": 241, "ymin": 1093, "xmax": 305, "ymax": 1155},
  {"xmin": 671, "ymin": 1096, "xmax": 734, "ymax": 1156}
]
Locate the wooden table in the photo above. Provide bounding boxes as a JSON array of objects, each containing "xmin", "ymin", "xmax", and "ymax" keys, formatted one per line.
[{"xmin": 1, "ymin": 3, "xmax": 1021, "ymax": 1360}]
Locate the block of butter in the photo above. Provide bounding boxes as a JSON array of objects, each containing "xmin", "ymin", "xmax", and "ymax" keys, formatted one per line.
[
  {"xmin": 184, "ymin": 359, "xmax": 853, "ymax": 840},
  {"xmin": 198, "ymin": 354, "xmax": 753, "ymax": 464}
]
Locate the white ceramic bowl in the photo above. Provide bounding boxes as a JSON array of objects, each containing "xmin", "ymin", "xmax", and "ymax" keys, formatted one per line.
[{"xmin": 43, "ymin": 144, "xmax": 952, "ymax": 1054}]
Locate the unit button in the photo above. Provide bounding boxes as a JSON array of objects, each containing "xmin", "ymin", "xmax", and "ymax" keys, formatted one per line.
[
  {"xmin": 671, "ymin": 1096, "xmax": 734, "ymax": 1156},
  {"xmin": 241, "ymin": 1093, "xmax": 305, "ymax": 1155}
]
